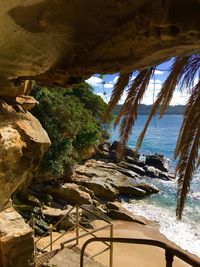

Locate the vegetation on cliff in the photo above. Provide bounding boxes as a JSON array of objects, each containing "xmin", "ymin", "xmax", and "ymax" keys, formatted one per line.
[{"xmin": 31, "ymin": 82, "xmax": 112, "ymax": 177}]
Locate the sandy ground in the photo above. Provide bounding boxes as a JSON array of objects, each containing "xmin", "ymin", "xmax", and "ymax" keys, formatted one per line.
[{"xmin": 36, "ymin": 219, "xmax": 200, "ymax": 267}]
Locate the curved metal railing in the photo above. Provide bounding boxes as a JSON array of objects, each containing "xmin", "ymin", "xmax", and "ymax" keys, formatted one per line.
[{"xmin": 80, "ymin": 237, "xmax": 200, "ymax": 267}]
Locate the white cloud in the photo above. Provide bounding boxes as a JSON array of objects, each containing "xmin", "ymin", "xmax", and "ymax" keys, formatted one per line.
[
  {"xmin": 91, "ymin": 74, "xmax": 191, "ymax": 106},
  {"xmin": 104, "ymin": 83, "xmax": 114, "ymax": 89},
  {"xmin": 170, "ymin": 90, "xmax": 189, "ymax": 105},
  {"xmin": 147, "ymin": 83, "xmax": 162, "ymax": 91},
  {"xmin": 141, "ymin": 87, "xmax": 189, "ymax": 106},
  {"xmin": 194, "ymin": 77, "xmax": 198, "ymax": 85},
  {"xmin": 85, "ymin": 76, "xmax": 102, "ymax": 86},
  {"xmin": 113, "ymin": 76, "xmax": 119, "ymax": 83},
  {"xmin": 154, "ymin": 70, "xmax": 164, "ymax": 75},
  {"xmin": 149, "ymin": 79, "xmax": 162, "ymax": 84}
]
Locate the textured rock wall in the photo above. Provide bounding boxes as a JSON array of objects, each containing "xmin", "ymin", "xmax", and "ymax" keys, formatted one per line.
[
  {"xmin": 0, "ymin": 208, "xmax": 34, "ymax": 267},
  {"xmin": 0, "ymin": 0, "xmax": 199, "ymax": 95},
  {"xmin": 0, "ymin": 100, "xmax": 50, "ymax": 211}
]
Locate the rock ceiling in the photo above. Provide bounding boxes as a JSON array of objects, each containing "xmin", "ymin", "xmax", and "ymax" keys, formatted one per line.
[{"xmin": 0, "ymin": 0, "xmax": 199, "ymax": 96}]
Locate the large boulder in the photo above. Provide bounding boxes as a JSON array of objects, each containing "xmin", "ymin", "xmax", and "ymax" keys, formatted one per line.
[
  {"xmin": 145, "ymin": 154, "xmax": 169, "ymax": 172},
  {"xmin": 0, "ymin": 208, "xmax": 34, "ymax": 267},
  {"xmin": 72, "ymin": 159, "xmax": 159, "ymax": 200},
  {"xmin": 44, "ymin": 183, "xmax": 92, "ymax": 205},
  {"xmin": 0, "ymin": 101, "xmax": 50, "ymax": 211},
  {"xmin": 135, "ymin": 183, "xmax": 159, "ymax": 195},
  {"xmin": 125, "ymin": 156, "xmax": 145, "ymax": 167},
  {"xmin": 110, "ymin": 141, "xmax": 139, "ymax": 159},
  {"xmin": 116, "ymin": 185, "xmax": 147, "ymax": 197},
  {"xmin": 145, "ymin": 166, "xmax": 173, "ymax": 180},
  {"xmin": 77, "ymin": 180, "xmax": 118, "ymax": 202},
  {"xmin": 118, "ymin": 161, "xmax": 146, "ymax": 176},
  {"xmin": 106, "ymin": 202, "xmax": 146, "ymax": 225}
]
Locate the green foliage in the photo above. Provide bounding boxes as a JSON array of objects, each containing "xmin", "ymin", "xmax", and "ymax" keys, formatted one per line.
[
  {"xmin": 68, "ymin": 82, "xmax": 113, "ymax": 122},
  {"xmin": 31, "ymin": 82, "xmax": 111, "ymax": 177}
]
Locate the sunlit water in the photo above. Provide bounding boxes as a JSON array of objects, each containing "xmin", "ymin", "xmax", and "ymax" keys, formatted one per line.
[{"xmin": 109, "ymin": 115, "xmax": 200, "ymax": 257}]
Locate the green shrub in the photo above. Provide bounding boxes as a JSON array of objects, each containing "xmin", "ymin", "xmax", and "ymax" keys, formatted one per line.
[{"xmin": 31, "ymin": 82, "xmax": 112, "ymax": 177}]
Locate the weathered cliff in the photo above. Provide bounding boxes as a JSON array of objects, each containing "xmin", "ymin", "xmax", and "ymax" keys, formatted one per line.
[
  {"xmin": 0, "ymin": 100, "xmax": 50, "ymax": 211},
  {"xmin": 0, "ymin": 0, "xmax": 199, "ymax": 96},
  {"xmin": 0, "ymin": 2, "xmax": 199, "ymax": 266},
  {"xmin": 0, "ymin": 0, "xmax": 199, "ymax": 214}
]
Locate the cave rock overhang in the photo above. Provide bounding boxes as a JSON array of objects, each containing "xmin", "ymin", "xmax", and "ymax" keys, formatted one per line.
[{"xmin": 0, "ymin": 0, "xmax": 199, "ymax": 96}]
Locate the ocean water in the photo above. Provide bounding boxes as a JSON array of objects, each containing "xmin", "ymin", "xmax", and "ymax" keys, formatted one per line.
[{"xmin": 109, "ymin": 115, "xmax": 200, "ymax": 257}]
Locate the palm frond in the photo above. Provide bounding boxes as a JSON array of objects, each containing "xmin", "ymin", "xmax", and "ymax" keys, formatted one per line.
[
  {"xmin": 136, "ymin": 58, "xmax": 186, "ymax": 150},
  {"xmin": 114, "ymin": 69, "xmax": 152, "ymax": 128},
  {"xmin": 176, "ymin": 80, "xmax": 200, "ymax": 219},
  {"xmin": 136, "ymin": 97, "xmax": 159, "ymax": 150},
  {"xmin": 159, "ymin": 57, "xmax": 189, "ymax": 117},
  {"xmin": 118, "ymin": 67, "xmax": 155, "ymax": 155},
  {"xmin": 102, "ymin": 73, "xmax": 131, "ymax": 122},
  {"xmin": 197, "ymin": 155, "xmax": 200, "ymax": 168},
  {"xmin": 176, "ymin": 125, "xmax": 200, "ymax": 219},
  {"xmin": 174, "ymin": 80, "xmax": 200, "ymax": 159},
  {"xmin": 179, "ymin": 54, "xmax": 200, "ymax": 90},
  {"xmin": 137, "ymin": 56, "xmax": 199, "ymax": 152},
  {"xmin": 107, "ymin": 53, "xmax": 199, "ymax": 219}
]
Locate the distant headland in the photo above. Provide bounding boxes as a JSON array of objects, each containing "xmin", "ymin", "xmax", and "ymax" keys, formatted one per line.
[{"xmin": 112, "ymin": 104, "xmax": 185, "ymax": 115}]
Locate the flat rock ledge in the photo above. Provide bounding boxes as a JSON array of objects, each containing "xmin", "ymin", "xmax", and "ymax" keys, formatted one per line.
[{"xmin": 71, "ymin": 159, "xmax": 160, "ymax": 201}]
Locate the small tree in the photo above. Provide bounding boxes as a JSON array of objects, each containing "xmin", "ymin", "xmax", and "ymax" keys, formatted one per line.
[{"xmin": 31, "ymin": 82, "xmax": 112, "ymax": 177}]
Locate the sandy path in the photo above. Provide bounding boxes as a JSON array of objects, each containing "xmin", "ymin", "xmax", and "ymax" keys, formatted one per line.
[{"xmin": 36, "ymin": 220, "xmax": 200, "ymax": 267}]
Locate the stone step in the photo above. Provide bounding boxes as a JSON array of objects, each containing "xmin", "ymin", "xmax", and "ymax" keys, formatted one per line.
[{"xmin": 40, "ymin": 247, "xmax": 106, "ymax": 267}]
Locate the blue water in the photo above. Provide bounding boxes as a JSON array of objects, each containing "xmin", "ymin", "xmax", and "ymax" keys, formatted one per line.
[{"xmin": 109, "ymin": 115, "xmax": 200, "ymax": 257}]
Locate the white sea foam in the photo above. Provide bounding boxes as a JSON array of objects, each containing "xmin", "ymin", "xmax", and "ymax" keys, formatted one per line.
[
  {"xmin": 188, "ymin": 191, "xmax": 200, "ymax": 200},
  {"xmin": 110, "ymin": 115, "xmax": 200, "ymax": 257},
  {"xmin": 123, "ymin": 201, "xmax": 200, "ymax": 257}
]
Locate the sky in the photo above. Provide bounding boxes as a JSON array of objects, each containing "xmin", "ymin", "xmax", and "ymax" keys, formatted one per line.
[{"xmin": 85, "ymin": 60, "xmax": 190, "ymax": 106}]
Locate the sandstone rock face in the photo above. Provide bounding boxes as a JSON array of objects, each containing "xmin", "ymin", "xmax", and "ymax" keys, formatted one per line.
[
  {"xmin": 0, "ymin": 208, "xmax": 34, "ymax": 267},
  {"xmin": 106, "ymin": 202, "xmax": 147, "ymax": 225},
  {"xmin": 0, "ymin": 101, "xmax": 50, "ymax": 211},
  {"xmin": 44, "ymin": 183, "xmax": 92, "ymax": 205},
  {"xmin": 0, "ymin": 1, "xmax": 199, "ymax": 95},
  {"xmin": 71, "ymin": 159, "xmax": 159, "ymax": 200}
]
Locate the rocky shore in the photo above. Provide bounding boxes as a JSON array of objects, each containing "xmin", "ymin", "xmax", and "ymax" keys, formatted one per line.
[{"xmin": 12, "ymin": 139, "xmax": 175, "ymax": 236}]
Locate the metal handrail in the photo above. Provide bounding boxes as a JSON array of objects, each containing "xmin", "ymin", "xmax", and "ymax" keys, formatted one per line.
[
  {"xmin": 33, "ymin": 204, "xmax": 113, "ymax": 266},
  {"xmin": 60, "ymin": 205, "xmax": 113, "ymax": 267},
  {"xmin": 80, "ymin": 237, "xmax": 200, "ymax": 267},
  {"xmin": 33, "ymin": 205, "xmax": 76, "ymax": 253}
]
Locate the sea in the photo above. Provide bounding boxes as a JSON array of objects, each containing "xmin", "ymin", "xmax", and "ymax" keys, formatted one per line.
[{"xmin": 109, "ymin": 115, "xmax": 200, "ymax": 257}]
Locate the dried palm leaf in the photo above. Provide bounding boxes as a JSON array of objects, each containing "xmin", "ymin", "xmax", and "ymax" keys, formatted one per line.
[
  {"xmin": 102, "ymin": 73, "xmax": 131, "ymax": 122},
  {"xmin": 176, "ymin": 124, "xmax": 200, "ymax": 219},
  {"xmin": 179, "ymin": 54, "xmax": 200, "ymax": 91},
  {"xmin": 159, "ymin": 57, "xmax": 189, "ymax": 116},
  {"xmin": 174, "ymin": 80, "xmax": 200, "ymax": 159},
  {"xmin": 114, "ymin": 69, "xmax": 151, "ymax": 128},
  {"xmin": 107, "ymin": 54, "xmax": 199, "ymax": 219},
  {"xmin": 176, "ymin": 117, "xmax": 200, "ymax": 219},
  {"xmin": 137, "ymin": 56, "xmax": 199, "ymax": 151},
  {"xmin": 197, "ymin": 155, "xmax": 200, "ymax": 168},
  {"xmin": 175, "ymin": 80, "xmax": 200, "ymax": 219},
  {"xmin": 118, "ymin": 67, "xmax": 155, "ymax": 156}
]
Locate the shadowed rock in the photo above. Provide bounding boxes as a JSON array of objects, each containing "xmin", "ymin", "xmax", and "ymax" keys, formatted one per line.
[
  {"xmin": 0, "ymin": 101, "xmax": 50, "ymax": 211},
  {"xmin": 0, "ymin": 1, "xmax": 199, "ymax": 94},
  {"xmin": 44, "ymin": 183, "xmax": 92, "ymax": 205}
]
